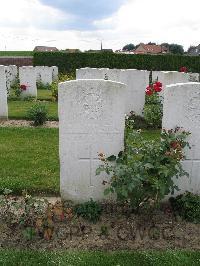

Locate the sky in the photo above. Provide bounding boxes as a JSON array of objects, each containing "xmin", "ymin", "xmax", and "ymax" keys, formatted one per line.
[{"xmin": 0, "ymin": 0, "xmax": 199, "ymax": 51}]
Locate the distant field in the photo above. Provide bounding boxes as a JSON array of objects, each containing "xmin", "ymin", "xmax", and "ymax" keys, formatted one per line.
[{"xmin": 0, "ymin": 51, "xmax": 33, "ymax": 56}]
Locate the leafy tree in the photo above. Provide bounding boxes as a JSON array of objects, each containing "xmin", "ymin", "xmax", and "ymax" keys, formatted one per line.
[
  {"xmin": 122, "ymin": 43, "xmax": 135, "ymax": 51},
  {"xmin": 161, "ymin": 43, "xmax": 184, "ymax": 55},
  {"xmin": 147, "ymin": 42, "xmax": 156, "ymax": 45},
  {"xmin": 161, "ymin": 43, "xmax": 170, "ymax": 48},
  {"xmin": 169, "ymin": 44, "xmax": 184, "ymax": 55}
]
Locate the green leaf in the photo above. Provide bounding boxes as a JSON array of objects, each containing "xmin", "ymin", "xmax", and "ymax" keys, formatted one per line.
[
  {"xmin": 96, "ymin": 167, "xmax": 104, "ymax": 175},
  {"xmin": 107, "ymin": 155, "xmax": 116, "ymax": 162},
  {"xmin": 104, "ymin": 188, "xmax": 110, "ymax": 196},
  {"xmin": 144, "ymin": 163, "xmax": 154, "ymax": 169},
  {"xmin": 118, "ymin": 151, "xmax": 123, "ymax": 158}
]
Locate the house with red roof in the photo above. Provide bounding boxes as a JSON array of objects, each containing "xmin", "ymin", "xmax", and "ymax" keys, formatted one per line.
[{"xmin": 134, "ymin": 43, "xmax": 169, "ymax": 55}]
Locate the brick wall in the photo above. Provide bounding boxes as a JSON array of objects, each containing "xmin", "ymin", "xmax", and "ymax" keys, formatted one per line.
[{"xmin": 0, "ymin": 56, "xmax": 33, "ymax": 66}]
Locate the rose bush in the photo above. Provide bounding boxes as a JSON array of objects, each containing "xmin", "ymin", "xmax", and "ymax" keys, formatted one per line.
[
  {"xmin": 143, "ymin": 72, "xmax": 163, "ymax": 128},
  {"xmin": 96, "ymin": 128, "xmax": 190, "ymax": 212}
]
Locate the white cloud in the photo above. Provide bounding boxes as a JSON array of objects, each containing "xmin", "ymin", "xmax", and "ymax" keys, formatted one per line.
[
  {"xmin": 94, "ymin": 0, "xmax": 200, "ymax": 50},
  {"xmin": 0, "ymin": 0, "xmax": 199, "ymax": 51},
  {"xmin": 0, "ymin": 0, "xmax": 72, "ymax": 30}
]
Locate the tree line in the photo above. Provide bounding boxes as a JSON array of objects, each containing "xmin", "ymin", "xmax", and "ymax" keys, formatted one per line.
[{"xmin": 122, "ymin": 42, "xmax": 185, "ymax": 55}]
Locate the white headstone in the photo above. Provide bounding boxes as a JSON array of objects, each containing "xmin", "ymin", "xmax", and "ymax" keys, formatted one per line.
[
  {"xmin": 19, "ymin": 66, "xmax": 37, "ymax": 97},
  {"xmin": 150, "ymin": 71, "xmax": 190, "ymax": 99},
  {"xmin": 0, "ymin": 66, "xmax": 8, "ymax": 119},
  {"xmin": 9, "ymin": 65, "xmax": 18, "ymax": 85},
  {"xmin": 76, "ymin": 68, "xmax": 110, "ymax": 80},
  {"xmin": 40, "ymin": 66, "xmax": 53, "ymax": 85},
  {"xmin": 5, "ymin": 65, "xmax": 18, "ymax": 95},
  {"xmin": 188, "ymin": 73, "xmax": 200, "ymax": 82},
  {"xmin": 76, "ymin": 68, "xmax": 149, "ymax": 116},
  {"xmin": 5, "ymin": 66, "xmax": 11, "ymax": 94},
  {"xmin": 120, "ymin": 69, "xmax": 149, "ymax": 115},
  {"xmin": 52, "ymin": 66, "xmax": 59, "ymax": 81},
  {"xmin": 162, "ymin": 82, "xmax": 200, "ymax": 195},
  {"xmin": 35, "ymin": 66, "xmax": 43, "ymax": 82},
  {"xmin": 59, "ymin": 79, "xmax": 126, "ymax": 202},
  {"xmin": 35, "ymin": 66, "xmax": 53, "ymax": 85}
]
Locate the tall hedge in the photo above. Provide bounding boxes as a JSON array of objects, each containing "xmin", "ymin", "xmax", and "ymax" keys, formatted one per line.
[{"xmin": 33, "ymin": 52, "xmax": 200, "ymax": 74}]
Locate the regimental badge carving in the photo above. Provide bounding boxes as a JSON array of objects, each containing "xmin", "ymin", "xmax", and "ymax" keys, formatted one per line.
[{"xmin": 79, "ymin": 87, "xmax": 103, "ymax": 120}]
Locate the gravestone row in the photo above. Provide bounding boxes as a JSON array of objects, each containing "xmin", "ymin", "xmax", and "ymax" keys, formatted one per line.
[
  {"xmin": 0, "ymin": 65, "xmax": 59, "ymax": 118},
  {"xmin": 76, "ymin": 68, "xmax": 199, "ymax": 116},
  {"xmin": 1, "ymin": 65, "xmax": 200, "ymax": 201},
  {"xmin": 59, "ymin": 78, "xmax": 200, "ymax": 202},
  {"xmin": 19, "ymin": 66, "xmax": 58, "ymax": 98}
]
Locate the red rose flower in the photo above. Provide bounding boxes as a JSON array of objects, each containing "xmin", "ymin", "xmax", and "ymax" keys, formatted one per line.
[
  {"xmin": 179, "ymin": 66, "xmax": 187, "ymax": 73},
  {"xmin": 20, "ymin": 84, "xmax": 27, "ymax": 91},
  {"xmin": 146, "ymin": 85, "xmax": 152, "ymax": 90},
  {"xmin": 145, "ymin": 89, "xmax": 153, "ymax": 96},
  {"xmin": 153, "ymin": 84, "xmax": 162, "ymax": 92},
  {"xmin": 155, "ymin": 81, "xmax": 162, "ymax": 88}
]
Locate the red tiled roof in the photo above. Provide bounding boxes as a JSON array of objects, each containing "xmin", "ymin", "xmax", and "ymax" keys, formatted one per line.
[
  {"xmin": 142, "ymin": 44, "xmax": 162, "ymax": 53},
  {"xmin": 135, "ymin": 43, "xmax": 168, "ymax": 54}
]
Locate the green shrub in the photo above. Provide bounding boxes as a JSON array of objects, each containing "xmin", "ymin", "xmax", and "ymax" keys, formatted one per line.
[
  {"xmin": 143, "ymin": 71, "xmax": 163, "ymax": 128},
  {"xmin": 10, "ymin": 79, "xmax": 22, "ymax": 98},
  {"xmin": 74, "ymin": 199, "xmax": 102, "ymax": 223},
  {"xmin": 58, "ymin": 73, "xmax": 75, "ymax": 81},
  {"xmin": 50, "ymin": 81, "xmax": 58, "ymax": 101},
  {"xmin": 33, "ymin": 52, "xmax": 200, "ymax": 74},
  {"xmin": 27, "ymin": 103, "xmax": 48, "ymax": 126},
  {"xmin": 143, "ymin": 97, "xmax": 163, "ymax": 128},
  {"xmin": 36, "ymin": 81, "xmax": 51, "ymax": 90},
  {"xmin": 96, "ymin": 128, "xmax": 190, "ymax": 212},
  {"xmin": 50, "ymin": 73, "xmax": 75, "ymax": 102},
  {"xmin": 170, "ymin": 192, "xmax": 200, "ymax": 223},
  {"xmin": 125, "ymin": 112, "xmax": 150, "ymax": 130}
]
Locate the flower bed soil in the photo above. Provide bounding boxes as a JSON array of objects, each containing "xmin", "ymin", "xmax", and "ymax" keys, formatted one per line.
[
  {"xmin": 0, "ymin": 198, "xmax": 199, "ymax": 251},
  {"xmin": 0, "ymin": 120, "xmax": 58, "ymax": 128}
]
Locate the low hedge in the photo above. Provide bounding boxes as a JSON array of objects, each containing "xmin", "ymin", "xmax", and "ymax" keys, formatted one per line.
[{"xmin": 33, "ymin": 52, "xmax": 200, "ymax": 74}]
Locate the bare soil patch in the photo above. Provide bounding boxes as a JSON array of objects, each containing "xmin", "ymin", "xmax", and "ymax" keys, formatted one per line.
[{"xmin": 0, "ymin": 198, "xmax": 199, "ymax": 251}]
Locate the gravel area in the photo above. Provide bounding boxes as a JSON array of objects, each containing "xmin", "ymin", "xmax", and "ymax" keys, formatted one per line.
[{"xmin": 0, "ymin": 120, "xmax": 59, "ymax": 128}]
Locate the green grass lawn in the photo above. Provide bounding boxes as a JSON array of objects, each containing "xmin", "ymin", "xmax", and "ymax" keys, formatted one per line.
[
  {"xmin": 0, "ymin": 128, "xmax": 160, "ymax": 195},
  {"xmin": 0, "ymin": 250, "xmax": 200, "ymax": 266},
  {"xmin": 8, "ymin": 89, "xmax": 58, "ymax": 120},
  {"xmin": 0, "ymin": 127, "xmax": 59, "ymax": 195},
  {"xmin": 8, "ymin": 100, "xmax": 58, "ymax": 120},
  {"xmin": 37, "ymin": 89, "xmax": 53, "ymax": 100}
]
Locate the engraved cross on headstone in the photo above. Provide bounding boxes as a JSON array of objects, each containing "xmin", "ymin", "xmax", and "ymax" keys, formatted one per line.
[{"xmin": 78, "ymin": 144, "xmax": 100, "ymax": 186}]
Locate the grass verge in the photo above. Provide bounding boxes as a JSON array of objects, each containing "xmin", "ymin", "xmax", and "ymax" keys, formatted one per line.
[
  {"xmin": 0, "ymin": 128, "xmax": 160, "ymax": 195},
  {"xmin": 8, "ymin": 100, "xmax": 58, "ymax": 121},
  {"xmin": 0, "ymin": 127, "xmax": 59, "ymax": 195},
  {"xmin": 0, "ymin": 250, "xmax": 200, "ymax": 266}
]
